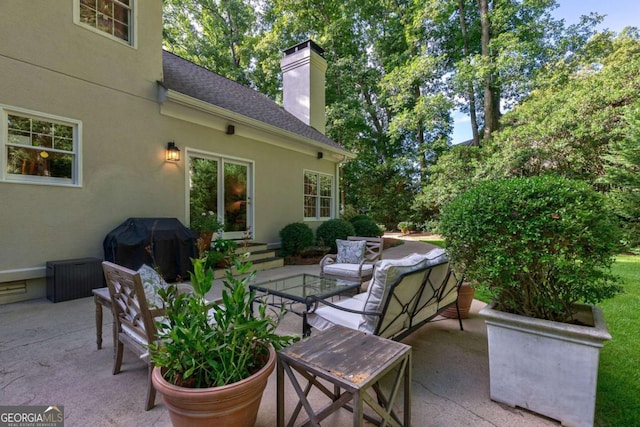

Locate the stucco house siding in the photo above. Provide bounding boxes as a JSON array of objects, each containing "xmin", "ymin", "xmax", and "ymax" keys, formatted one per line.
[{"xmin": 0, "ymin": 1, "xmax": 351, "ymax": 303}]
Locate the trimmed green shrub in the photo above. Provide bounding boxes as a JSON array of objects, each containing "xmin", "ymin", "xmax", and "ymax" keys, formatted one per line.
[
  {"xmin": 316, "ymin": 219, "xmax": 355, "ymax": 252},
  {"xmin": 349, "ymin": 214, "xmax": 372, "ymax": 224},
  {"xmin": 397, "ymin": 221, "xmax": 414, "ymax": 234},
  {"xmin": 440, "ymin": 176, "xmax": 622, "ymax": 323},
  {"xmin": 279, "ymin": 222, "xmax": 314, "ymax": 257},
  {"xmin": 352, "ymin": 219, "xmax": 383, "ymax": 237}
]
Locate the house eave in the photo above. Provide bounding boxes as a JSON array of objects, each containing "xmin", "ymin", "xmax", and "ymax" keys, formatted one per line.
[{"xmin": 158, "ymin": 85, "xmax": 355, "ymax": 161}]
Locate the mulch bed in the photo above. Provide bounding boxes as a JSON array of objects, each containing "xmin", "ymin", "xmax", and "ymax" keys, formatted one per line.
[{"xmin": 284, "ymin": 237, "xmax": 403, "ymax": 265}]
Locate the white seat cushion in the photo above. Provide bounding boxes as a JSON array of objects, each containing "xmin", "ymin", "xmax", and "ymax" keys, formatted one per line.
[
  {"xmin": 323, "ymin": 263, "xmax": 374, "ymax": 278},
  {"xmin": 307, "ymin": 293, "xmax": 370, "ymax": 332}
]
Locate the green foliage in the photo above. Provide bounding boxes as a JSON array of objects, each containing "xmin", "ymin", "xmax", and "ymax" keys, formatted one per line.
[
  {"xmin": 202, "ymin": 238, "xmax": 238, "ymax": 270},
  {"xmin": 485, "ymin": 33, "xmax": 640, "ymax": 182},
  {"xmin": 349, "ymin": 214, "xmax": 372, "ymax": 224},
  {"xmin": 149, "ymin": 257, "xmax": 296, "ymax": 388},
  {"xmin": 397, "ymin": 221, "xmax": 414, "ymax": 234},
  {"xmin": 440, "ymin": 176, "xmax": 622, "ymax": 323},
  {"xmin": 413, "ymin": 144, "xmax": 486, "ymax": 220},
  {"xmin": 163, "ymin": 0, "xmax": 613, "ymax": 231},
  {"xmin": 190, "ymin": 210, "xmax": 222, "ymax": 234},
  {"xmin": 596, "ymin": 254, "xmax": 640, "ymax": 426},
  {"xmin": 163, "ymin": 0, "xmax": 257, "ymax": 86},
  {"xmin": 316, "ymin": 219, "xmax": 355, "ymax": 252},
  {"xmin": 351, "ymin": 219, "xmax": 383, "ymax": 238},
  {"xmin": 279, "ymin": 223, "xmax": 314, "ymax": 257},
  {"xmin": 603, "ymin": 108, "xmax": 640, "ymax": 251},
  {"xmin": 418, "ymin": 219, "xmax": 440, "ymax": 234}
]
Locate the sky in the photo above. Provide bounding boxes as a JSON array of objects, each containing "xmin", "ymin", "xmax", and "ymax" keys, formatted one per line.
[{"xmin": 451, "ymin": 0, "xmax": 640, "ymax": 144}]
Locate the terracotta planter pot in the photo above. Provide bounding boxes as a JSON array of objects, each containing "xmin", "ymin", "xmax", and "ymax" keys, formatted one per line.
[
  {"xmin": 152, "ymin": 345, "xmax": 276, "ymax": 427},
  {"xmin": 197, "ymin": 231, "xmax": 214, "ymax": 257},
  {"xmin": 441, "ymin": 282, "xmax": 475, "ymax": 319}
]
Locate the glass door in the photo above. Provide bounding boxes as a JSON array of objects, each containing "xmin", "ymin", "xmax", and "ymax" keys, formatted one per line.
[
  {"xmin": 222, "ymin": 160, "xmax": 249, "ymax": 239},
  {"xmin": 189, "ymin": 154, "xmax": 252, "ymax": 240}
]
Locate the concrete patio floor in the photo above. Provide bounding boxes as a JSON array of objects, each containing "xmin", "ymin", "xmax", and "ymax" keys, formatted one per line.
[{"xmin": 0, "ymin": 239, "xmax": 559, "ymax": 426}]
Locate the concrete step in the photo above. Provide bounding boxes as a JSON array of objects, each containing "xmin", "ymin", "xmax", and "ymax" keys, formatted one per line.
[
  {"xmin": 212, "ymin": 243, "xmax": 283, "ymax": 279},
  {"xmin": 213, "ymin": 256, "xmax": 285, "ymax": 279}
]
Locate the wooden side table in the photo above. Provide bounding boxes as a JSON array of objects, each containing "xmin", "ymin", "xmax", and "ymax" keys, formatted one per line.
[
  {"xmin": 277, "ymin": 325, "xmax": 412, "ymax": 426},
  {"xmin": 92, "ymin": 287, "xmax": 113, "ymax": 350}
]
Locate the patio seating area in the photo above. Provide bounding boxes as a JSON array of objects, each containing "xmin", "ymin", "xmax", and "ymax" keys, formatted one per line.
[{"xmin": 0, "ymin": 240, "xmax": 559, "ymax": 426}]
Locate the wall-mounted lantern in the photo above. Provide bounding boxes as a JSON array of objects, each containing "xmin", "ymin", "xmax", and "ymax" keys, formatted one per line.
[{"xmin": 166, "ymin": 141, "xmax": 180, "ymax": 162}]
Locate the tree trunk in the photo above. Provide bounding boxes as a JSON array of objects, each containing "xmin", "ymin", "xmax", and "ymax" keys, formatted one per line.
[
  {"xmin": 458, "ymin": 0, "xmax": 480, "ymax": 146},
  {"xmin": 478, "ymin": 0, "xmax": 498, "ymax": 140}
]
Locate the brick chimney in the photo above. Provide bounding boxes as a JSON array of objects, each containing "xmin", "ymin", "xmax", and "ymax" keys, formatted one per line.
[{"xmin": 281, "ymin": 40, "xmax": 327, "ymax": 134}]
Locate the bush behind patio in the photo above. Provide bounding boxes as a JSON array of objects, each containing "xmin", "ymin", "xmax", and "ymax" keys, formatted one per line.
[
  {"xmin": 440, "ymin": 175, "xmax": 622, "ymax": 323},
  {"xmin": 279, "ymin": 222, "xmax": 314, "ymax": 257},
  {"xmin": 316, "ymin": 219, "xmax": 355, "ymax": 252}
]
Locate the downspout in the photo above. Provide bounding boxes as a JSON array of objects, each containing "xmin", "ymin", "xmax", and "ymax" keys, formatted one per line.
[{"xmin": 335, "ymin": 154, "xmax": 348, "ymax": 218}]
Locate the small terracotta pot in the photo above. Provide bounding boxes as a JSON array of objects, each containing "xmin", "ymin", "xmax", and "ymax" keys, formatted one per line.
[
  {"xmin": 152, "ymin": 345, "xmax": 276, "ymax": 427},
  {"xmin": 442, "ymin": 282, "xmax": 476, "ymax": 319}
]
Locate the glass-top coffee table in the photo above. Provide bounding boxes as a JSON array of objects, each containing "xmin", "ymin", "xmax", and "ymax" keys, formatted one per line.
[{"xmin": 249, "ymin": 274, "xmax": 361, "ymax": 336}]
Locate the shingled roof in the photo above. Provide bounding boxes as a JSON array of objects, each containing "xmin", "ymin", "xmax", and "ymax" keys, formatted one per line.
[{"xmin": 161, "ymin": 50, "xmax": 345, "ymax": 150}]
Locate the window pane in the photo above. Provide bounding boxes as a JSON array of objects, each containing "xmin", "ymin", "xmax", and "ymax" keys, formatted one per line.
[
  {"xmin": 97, "ymin": 14, "xmax": 113, "ymax": 33},
  {"xmin": 77, "ymin": 0, "xmax": 132, "ymax": 43},
  {"xmin": 320, "ymin": 198, "xmax": 331, "ymax": 217},
  {"xmin": 304, "ymin": 173, "xmax": 317, "ymax": 195},
  {"xmin": 190, "ymin": 157, "xmax": 219, "ymax": 221},
  {"xmin": 7, "ymin": 147, "xmax": 72, "ymax": 179},
  {"xmin": 32, "ymin": 133, "xmax": 53, "ymax": 148},
  {"xmin": 8, "ymin": 115, "xmax": 30, "ymax": 132},
  {"xmin": 304, "ymin": 195, "xmax": 317, "ymax": 218},
  {"xmin": 54, "ymin": 137, "xmax": 73, "ymax": 152},
  {"xmin": 113, "ymin": 20, "xmax": 129, "ymax": 41},
  {"xmin": 32, "ymin": 120, "xmax": 52, "ymax": 135},
  {"xmin": 320, "ymin": 175, "xmax": 332, "ymax": 197},
  {"xmin": 8, "ymin": 130, "xmax": 30, "ymax": 146},
  {"xmin": 224, "ymin": 163, "xmax": 248, "ymax": 232},
  {"xmin": 54, "ymin": 124, "xmax": 73, "ymax": 139},
  {"xmin": 99, "ymin": 0, "xmax": 113, "ymax": 17}
]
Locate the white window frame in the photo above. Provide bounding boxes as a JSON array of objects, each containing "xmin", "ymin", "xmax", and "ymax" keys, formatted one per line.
[
  {"xmin": 303, "ymin": 170, "xmax": 334, "ymax": 221},
  {"xmin": 1, "ymin": 105, "xmax": 82, "ymax": 187},
  {"xmin": 73, "ymin": 0, "xmax": 137, "ymax": 48}
]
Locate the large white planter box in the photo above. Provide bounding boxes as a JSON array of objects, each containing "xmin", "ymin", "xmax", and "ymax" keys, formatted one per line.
[{"xmin": 479, "ymin": 303, "xmax": 611, "ymax": 427}]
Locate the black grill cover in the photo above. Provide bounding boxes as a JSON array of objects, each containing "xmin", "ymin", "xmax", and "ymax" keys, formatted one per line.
[{"xmin": 103, "ymin": 218, "xmax": 198, "ymax": 282}]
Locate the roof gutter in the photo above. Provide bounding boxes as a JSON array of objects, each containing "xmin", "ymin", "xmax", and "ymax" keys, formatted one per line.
[{"xmin": 158, "ymin": 84, "xmax": 356, "ymax": 160}]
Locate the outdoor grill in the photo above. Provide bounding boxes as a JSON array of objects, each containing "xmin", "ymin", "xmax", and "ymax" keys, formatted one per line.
[{"xmin": 103, "ymin": 218, "xmax": 198, "ymax": 282}]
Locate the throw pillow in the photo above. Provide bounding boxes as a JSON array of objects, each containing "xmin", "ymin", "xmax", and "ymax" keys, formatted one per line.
[
  {"xmin": 335, "ymin": 239, "xmax": 367, "ymax": 264},
  {"xmin": 137, "ymin": 264, "xmax": 169, "ymax": 309}
]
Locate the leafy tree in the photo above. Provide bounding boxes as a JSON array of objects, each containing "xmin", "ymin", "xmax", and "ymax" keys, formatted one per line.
[
  {"xmin": 483, "ymin": 31, "xmax": 640, "ymax": 182},
  {"xmin": 163, "ymin": 0, "xmax": 258, "ymax": 85},
  {"xmin": 162, "ymin": 0, "xmax": 611, "ymax": 230},
  {"xmin": 603, "ymin": 108, "xmax": 640, "ymax": 251},
  {"xmin": 418, "ymin": 0, "xmax": 602, "ymax": 144},
  {"xmin": 413, "ymin": 144, "xmax": 485, "ymax": 220}
]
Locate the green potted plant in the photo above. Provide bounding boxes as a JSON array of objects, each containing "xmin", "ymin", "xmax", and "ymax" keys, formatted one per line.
[
  {"xmin": 202, "ymin": 238, "xmax": 238, "ymax": 270},
  {"xmin": 149, "ymin": 254, "xmax": 296, "ymax": 426},
  {"xmin": 440, "ymin": 175, "xmax": 622, "ymax": 427},
  {"xmin": 397, "ymin": 221, "xmax": 413, "ymax": 235},
  {"xmin": 190, "ymin": 210, "xmax": 223, "ymax": 257}
]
